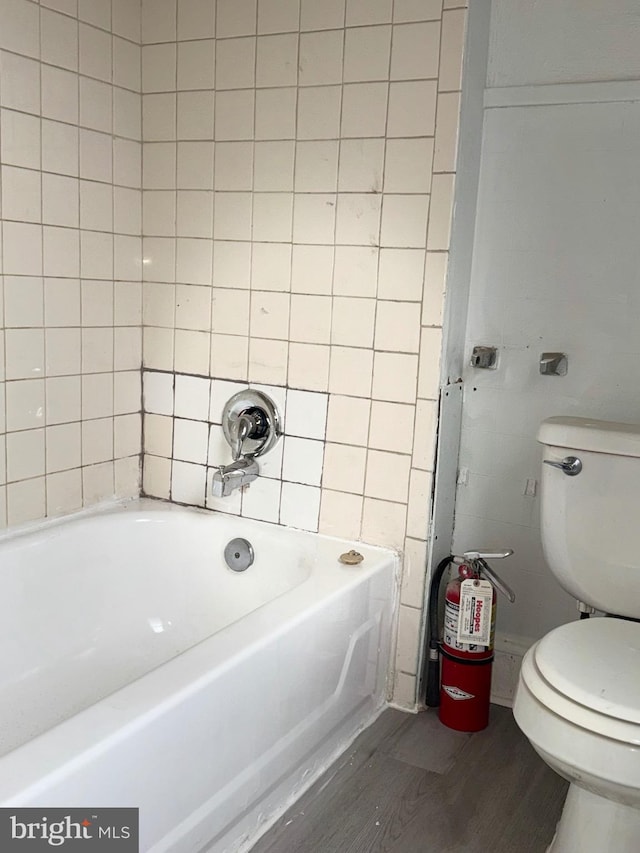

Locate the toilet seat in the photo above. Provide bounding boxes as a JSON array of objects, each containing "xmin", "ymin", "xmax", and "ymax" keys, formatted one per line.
[{"xmin": 520, "ymin": 618, "xmax": 640, "ymax": 746}]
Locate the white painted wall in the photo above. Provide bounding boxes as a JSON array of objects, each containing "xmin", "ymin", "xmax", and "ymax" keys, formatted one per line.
[{"xmin": 452, "ymin": 1, "xmax": 640, "ymax": 659}]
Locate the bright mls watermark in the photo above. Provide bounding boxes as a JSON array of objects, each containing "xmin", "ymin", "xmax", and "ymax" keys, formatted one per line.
[{"xmin": 0, "ymin": 809, "xmax": 138, "ymax": 851}]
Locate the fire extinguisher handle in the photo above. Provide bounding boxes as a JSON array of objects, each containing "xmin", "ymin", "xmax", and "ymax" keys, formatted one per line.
[
  {"xmin": 477, "ymin": 558, "xmax": 516, "ymax": 603},
  {"xmin": 462, "ymin": 549, "xmax": 513, "ymax": 561}
]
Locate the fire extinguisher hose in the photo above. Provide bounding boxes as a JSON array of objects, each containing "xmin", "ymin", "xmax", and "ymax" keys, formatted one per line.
[{"xmin": 424, "ymin": 555, "xmax": 454, "ymax": 708}]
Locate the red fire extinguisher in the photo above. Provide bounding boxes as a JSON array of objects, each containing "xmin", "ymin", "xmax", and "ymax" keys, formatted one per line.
[
  {"xmin": 424, "ymin": 550, "xmax": 515, "ymax": 732},
  {"xmin": 439, "ymin": 562, "xmax": 496, "ymax": 731}
]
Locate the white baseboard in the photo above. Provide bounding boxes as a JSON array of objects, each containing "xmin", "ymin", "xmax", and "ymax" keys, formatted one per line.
[{"xmin": 490, "ymin": 634, "xmax": 534, "ymax": 708}]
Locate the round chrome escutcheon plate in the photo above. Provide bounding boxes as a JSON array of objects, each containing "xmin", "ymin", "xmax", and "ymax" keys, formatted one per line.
[{"xmin": 224, "ymin": 537, "xmax": 254, "ymax": 572}]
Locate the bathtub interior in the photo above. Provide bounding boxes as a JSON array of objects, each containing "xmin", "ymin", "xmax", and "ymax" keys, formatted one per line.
[{"xmin": 0, "ymin": 501, "xmax": 322, "ymax": 758}]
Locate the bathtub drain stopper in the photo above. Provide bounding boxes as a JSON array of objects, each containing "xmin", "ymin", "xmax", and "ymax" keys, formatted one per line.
[{"xmin": 339, "ymin": 550, "xmax": 364, "ymax": 565}]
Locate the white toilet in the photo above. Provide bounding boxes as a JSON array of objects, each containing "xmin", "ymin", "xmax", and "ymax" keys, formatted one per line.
[{"xmin": 513, "ymin": 416, "xmax": 640, "ymax": 853}]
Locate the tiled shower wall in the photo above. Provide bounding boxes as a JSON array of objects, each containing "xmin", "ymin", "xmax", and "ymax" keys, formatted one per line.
[
  {"xmin": 0, "ymin": 0, "xmax": 143, "ymax": 527},
  {"xmin": 140, "ymin": 0, "xmax": 467, "ymax": 707}
]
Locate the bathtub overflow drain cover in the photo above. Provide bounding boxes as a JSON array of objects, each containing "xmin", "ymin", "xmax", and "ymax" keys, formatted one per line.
[{"xmin": 224, "ymin": 538, "xmax": 254, "ymax": 572}]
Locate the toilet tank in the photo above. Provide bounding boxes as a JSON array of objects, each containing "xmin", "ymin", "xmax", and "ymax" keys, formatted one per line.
[{"xmin": 538, "ymin": 416, "xmax": 640, "ymax": 619}]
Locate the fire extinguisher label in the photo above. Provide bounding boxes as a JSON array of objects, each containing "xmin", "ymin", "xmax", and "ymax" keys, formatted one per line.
[
  {"xmin": 457, "ymin": 579, "xmax": 493, "ymax": 646},
  {"xmin": 444, "ymin": 599, "xmax": 484, "ymax": 652},
  {"xmin": 442, "ymin": 684, "xmax": 475, "ymax": 701}
]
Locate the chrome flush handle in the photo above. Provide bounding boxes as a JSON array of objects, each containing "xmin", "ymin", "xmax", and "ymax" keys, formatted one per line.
[{"xmin": 543, "ymin": 456, "xmax": 582, "ymax": 476}]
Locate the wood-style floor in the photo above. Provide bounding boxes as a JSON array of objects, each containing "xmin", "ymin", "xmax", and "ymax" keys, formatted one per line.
[{"xmin": 251, "ymin": 705, "xmax": 567, "ymax": 853}]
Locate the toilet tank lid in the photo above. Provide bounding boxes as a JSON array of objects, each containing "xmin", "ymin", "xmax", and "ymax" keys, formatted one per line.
[{"xmin": 538, "ymin": 416, "xmax": 640, "ymax": 457}]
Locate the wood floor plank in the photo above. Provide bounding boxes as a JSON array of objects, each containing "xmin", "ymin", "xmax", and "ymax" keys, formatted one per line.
[
  {"xmin": 251, "ymin": 705, "xmax": 567, "ymax": 853},
  {"xmin": 379, "ymin": 708, "xmax": 472, "ymax": 774}
]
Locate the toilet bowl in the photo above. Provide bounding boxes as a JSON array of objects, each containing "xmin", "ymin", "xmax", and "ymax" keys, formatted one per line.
[
  {"xmin": 512, "ymin": 417, "xmax": 640, "ymax": 852},
  {"xmin": 514, "ymin": 618, "xmax": 640, "ymax": 852}
]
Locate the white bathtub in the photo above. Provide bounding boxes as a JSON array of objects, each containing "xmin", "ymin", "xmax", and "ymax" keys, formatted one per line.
[{"xmin": 0, "ymin": 499, "xmax": 397, "ymax": 852}]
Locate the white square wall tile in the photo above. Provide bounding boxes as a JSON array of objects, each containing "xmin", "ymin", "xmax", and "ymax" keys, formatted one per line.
[
  {"xmin": 211, "ymin": 289, "xmax": 250, "ymax": 336},
  {"xmin": 346, "ymin": 0, "xmax": 392, "ymax": 25},
  {"xmin": 258, "ymin": 0, "xmax": 300, "ymax": 33},
  {"xmin": 361, "ymin": 497, "xmax": 406, "ymax": 548},
  {"xmin": 292, "ymin": 194, "xmax": 336, "ymax": 245},
  {"xmin": 365, "ymin": 449, "xmax": 411, "ymax": 503},
  {"xmin": 343, "ymin": 25, "xmax": 392, "ymax": 83},
  {"xmin": 7, "ymin": 429, "xmax": 45, "ymax": 483},
  {"xmin": 2, "ymin": 223, "xmax": 42, "ymax": 276},
  {"xmin": 290, "ymin": 295, "xmax": 332, "ymax": 344},
  {"xmin": 217, "ymin": 0, "xmax": 257, "ymax": 38},
  {"xmin": 401, "ymin": 537, "xmax": 428, "ymax": 608},
  {"xmin": 255, "ymin": 87, "xmax": 297, "ymax": 140},
  {"xmin": 394, "ymin": 0, "xmax": 443, "ymax": 22},
  {"xmin": 178, "ymin": 0, "xmax": 216, "ymax": 40},
  {"xmin": 381, "ymin": 195, "xmax": 430, "ymax": 249},
  {"xmin": 250, "ymin": 292, "xmax": 290, "ymax": 340},
  {"xmin": 395, "ymin": 604, "xmax": 422, "ymax": 674},
  {"xmin": 372, "ymin": 352, "xmax": 419, "ymax": 403},
  {"xmin": 144, "ymin": 414, "xmax": 173, "ymax": 458},
  {"xmin": 280, "ymin": 482, "xmax": 321, "ymax": 532},
  {"xmin": 300, "ymin": 0, "xmax": 345, "ymax": 31},
  {"xmin": 216, "ymin": 37, "xmax": 256, "ymax": 90},
  {"xmin": 333, "ymin": 246, "xmax": 378, "ymax": 298},
  {"xmin": 207, "ymin": 423, "xmax": 233, "ymax": 466},
  {"xmin": 248, "ymin": 338, "xmax": 288, "ymax": 387},
  {"xmin": 5, "ymin": 277, "xmax": 43, "ymax": 328},
  {"xmin": 252, "ymin": 193, "xmax": 293, "ymax": 242},
  {"xmin": 439, "ymin": 9, "xmax": 466, "ymax": 92},
  {"xmin": 319, "ymin": 489, "xmax": 362, "ymax": 540},
  {"xmin": 407, "ymin": 468, "xmax": 433, "ymax": 538},
  {"xmin": 323, "ymin": 443, "xmax": 366, "ymax": 494},
  {"xmin": 375, "ymin": 301, "xmax": 421, "ymax": 353},
  {"xmin": 282, "ymin": 436, "xmax": 324, "ymax": 486},
  {"xmin": 287, "ymin": 343, "xmax": 330, "ymax": 393},
  {"xmin": 326, "ymin": 394, "xmax": 370, "ymax": 446},
  {"xmin": 331, "ymin": 297, "xmax": 375, "ymax": 348},
  {"xmin": 328, "ymin": 347, "xmax": 373, "ymax": 398},
  {"xmin": 5, "ymin": 329, "xmax": 44, "ymax": 381},
  {"xmin": 338, "ymin": 138, "xmax": 385, "ymax": 193},
  {"xmin": 390, "ymin": 22, "xmax": 441, "ymax": 80},
  {"xmin": 177, "ymin": 40, "xmax": 216, "ymax": 91},
  {"xmin": 378, "ymin": 249, "xmax": 426, "ymax": 301},
  {"xmin": 369, "ymin": 400, "xmax": 416, "ymax": 454},
  {"xmin": 143, "ymin": 371, "xmax": 174, "ymax": 416},
  {"xmin": 143, "ymin": 455, "xmax": 172, "ymax": 499},
  {"xmin": 214, "ymin": 141, "xmax": 254, "ymax": 191},
  {"xmin": 336, "ymin": 194, "xmax": 381, "ymax": 246},
  {"xmin": 299, "ymin": 30, "xmax": 343, "ymax": 86},
  {"xmin": 295, "ymin": 141, "xmax": 339, "ymax": 193},
  {"xmin": 173, "ymin": 418, "xmax": 209, "ymax": 464},
  {"xmin": 213, "ymin": 193, "xmax": 252, "ymax": 241},
  {"xmin": 285, "ymin": 390, "xmax": 328, "ymax": 440},
  {"xmin": 388, "ymin": 80, "xmax": 437, "ymax": 137},
  {"xmin": 8, "ymin": 479, "xmax": 46, "ymax": 527},
  {"xmin": 254, "ymin": 141, "xmax": 295, "ymax": 191},
  {"xmin": 341, "ymin": 82, "xmax": 388, "ymax": 138},
  {"xmin": 241, "ymin": 475, "xmax": 281, "ymax": 523},
  {"xmin": 1, "ymin": 110, "xmax": 40, "ymax": 170},
  {"xmin": 174, "ymin": 374, "xmax": 211, "ymax": 420},
  {"xmin": 171, "ymin": 460, "xmax": 207, "ymax": 506},
  {"xmin": 384, "ymin": 138, "xmax": 434, "ymax": 194},
  {"xmin": 1, "ymin": 165, "xmax": 41, "ymax": 223},
  {"xmin": 291, "ymin": 245, "xmax": 334, "ymax": 295},
  {"xmin": 297, "ymin": 86, "xmax": 342, "ymax": 140},
  {"xmin": 434, "ymin": 91, "xmax": 461, "ymax": 173},
  {"xmin": 256, "ymin": 33, "xmax": 298, "ymax": 88}
]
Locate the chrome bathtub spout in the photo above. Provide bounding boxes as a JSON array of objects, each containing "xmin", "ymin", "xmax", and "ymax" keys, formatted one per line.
[{"xmin": 211, "ymin": 457, "xmax": 259, "ymax": 498}]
